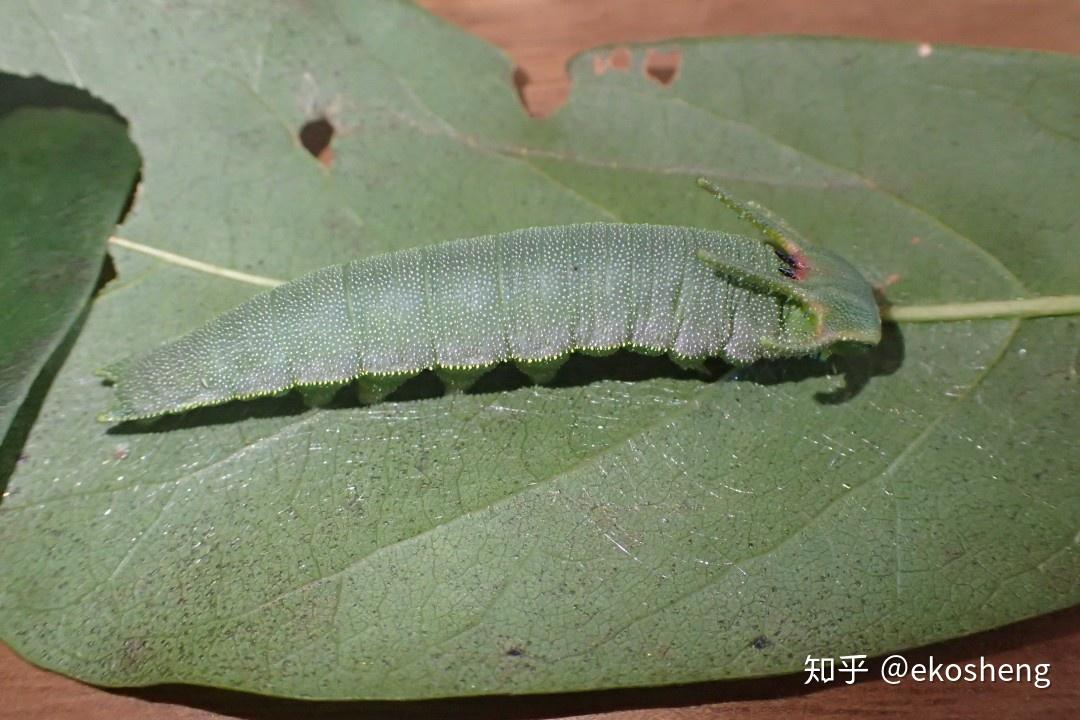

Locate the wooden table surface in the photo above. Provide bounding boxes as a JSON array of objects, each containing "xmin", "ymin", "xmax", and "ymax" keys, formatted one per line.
[{"xmin": 3, "ymin": 1, "xmax": 1078, "ymax": 718}]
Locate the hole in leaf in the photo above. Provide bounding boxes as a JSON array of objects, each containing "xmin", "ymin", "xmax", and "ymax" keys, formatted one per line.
[
  {"xmin": 644, "ymin": 48, "xmax": 682, "ymax": 86},
  {"xmin": 592, "ymin": 47, "xmax": 632, "ymax": 76},
  {"xmin": 512, "ymin": 66, "xmax": 530, "ymax": 110},
  {"xmin": 298, "ymin": 117, "xmax": 335, "ymax": 167},
  {"xmin": 610, "ymin": 47, "xmax": 632, "ymax": 71}
]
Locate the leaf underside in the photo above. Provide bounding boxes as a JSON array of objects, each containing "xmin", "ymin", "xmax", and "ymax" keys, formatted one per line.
[
  {"xmin": 0, "ymin": 0, "xmax": 1077, "ymax": 701},
  {"xmin": 0, "ymin": 104, "xmax": 138, "ymax": 467}
]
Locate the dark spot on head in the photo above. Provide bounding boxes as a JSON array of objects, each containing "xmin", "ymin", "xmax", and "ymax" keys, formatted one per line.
[
  {"xmin": 298, "ymin": 117, "xmax": 334, "ymax": 167},
  {"xmin": 775, "ymin": 248, "xmax": 803, "ymax": 280},
  {"xmin": 751, "ymin": 635, "xmax": 771, "ymax": 650},
  {"xmin": 506, "ymin": 645, "xmax": 525, "ymax": 657},
  {"xmin": 571, "ymin": 264, "xmax": 580, "ymax": 272},
  {"xmin": 644, "ymin": 48, "xmax": 681, "ymax": 86},
  {"xmin": 774, "ymin": 248, "xmax": 796, "ymax": 267}
]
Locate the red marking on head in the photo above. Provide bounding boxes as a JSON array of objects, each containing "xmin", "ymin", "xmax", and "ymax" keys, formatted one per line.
[{"xmin": 789, "ymin": 246, "xmax": 810, "ymax": 281}]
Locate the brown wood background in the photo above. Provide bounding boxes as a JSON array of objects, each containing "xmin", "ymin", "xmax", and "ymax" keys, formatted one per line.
[{"xmin": 3, "ymin": 1, "xmax": 1078, "ymax": 718}]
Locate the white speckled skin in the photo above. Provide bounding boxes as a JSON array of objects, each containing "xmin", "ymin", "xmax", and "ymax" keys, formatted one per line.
[{"xmin": 99, "ymin": 223, "xmax": 869, "ymax": 421}]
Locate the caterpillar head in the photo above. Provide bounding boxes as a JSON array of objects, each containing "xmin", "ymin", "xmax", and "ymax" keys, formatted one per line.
[
  {"xmin": 780, "ymin": 240, "xmax": 882, "ymax": 357},
  {"xmin": 695, "ymin": 178, "xmax": 881, "ymax": 359}
]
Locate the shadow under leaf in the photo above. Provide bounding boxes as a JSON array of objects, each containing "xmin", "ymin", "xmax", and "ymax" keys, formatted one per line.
[
  {"xmin": 0, "ymin": 304, "xmax": 91, "ymax": 499},
  {"xmin": 104, "ymin": 603, "xmax": 1076, "ymax": 720},
  {"xmin": 0, "ymin": 72, "xmax": 125, "ymax": 121}
]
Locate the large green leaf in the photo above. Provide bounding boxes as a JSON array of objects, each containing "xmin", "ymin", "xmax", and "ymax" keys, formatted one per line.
[
  {"xmin": 0, "ymin": 0, "xmax": 1077, "ymax": 700},
  {"xmin": 0, "ymin": 105, "xmax": 137, "ymax": 466}
]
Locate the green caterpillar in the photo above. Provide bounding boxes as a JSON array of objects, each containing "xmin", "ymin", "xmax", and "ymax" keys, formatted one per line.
[{"xmin": 98, "ymin": 180, "xmax": 881, "ymax": 422}]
